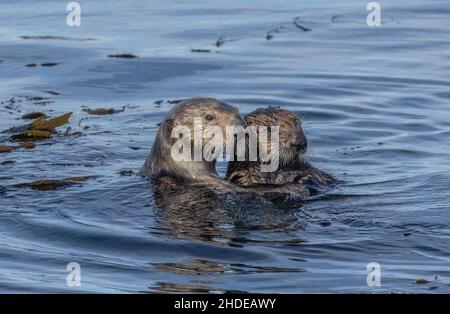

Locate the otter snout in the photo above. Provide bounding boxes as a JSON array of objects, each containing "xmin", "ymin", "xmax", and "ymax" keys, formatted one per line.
[
  {"xmin": 233, "ymin": 113, "xmax": 247, "ymax": 128},
  {"xmin": 291, "ymin": 133, "xmax": 308, "ymax": 153}
]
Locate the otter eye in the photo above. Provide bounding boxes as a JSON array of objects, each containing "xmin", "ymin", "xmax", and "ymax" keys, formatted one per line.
[{"xmin": 205, "ymin": 114, "xmax": 214, "ymax": 121}]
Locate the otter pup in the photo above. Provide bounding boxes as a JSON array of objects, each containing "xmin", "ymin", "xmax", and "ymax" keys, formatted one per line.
[
  {"xmin": 226, "ymin": 106, "xmax": 336, "ymax": 188},
  {"xmin": 139, "ymin": 97, "xmax": 247, "ymax": 187}
]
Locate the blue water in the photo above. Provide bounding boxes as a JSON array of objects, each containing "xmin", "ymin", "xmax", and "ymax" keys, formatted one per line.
[{"xmin": 1, "ymin": 0, "xmax": 450, "ymax": 293}]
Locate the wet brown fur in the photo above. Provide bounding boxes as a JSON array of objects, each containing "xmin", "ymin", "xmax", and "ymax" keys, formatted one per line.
[
  {"xmin": 226, "ymin": 106, "xmax": 336, "ymax": 188},
  {"xmin": 139, "ymin": 99, "xmax": 310, "ymax": 198},
  {"xmin": 139, "ymin": 97, "xmax": 245, "ymax": 187}
]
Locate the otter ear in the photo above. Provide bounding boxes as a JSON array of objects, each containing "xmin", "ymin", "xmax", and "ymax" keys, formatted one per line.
[{"xmin": 164, "ymin": 118, "xmax": 174, "ymax": 134}]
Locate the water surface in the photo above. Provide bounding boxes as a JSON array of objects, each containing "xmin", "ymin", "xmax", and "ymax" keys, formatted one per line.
[{"xmin": 1, "ymin": 0, "xmax": 450, "ymax": 293}]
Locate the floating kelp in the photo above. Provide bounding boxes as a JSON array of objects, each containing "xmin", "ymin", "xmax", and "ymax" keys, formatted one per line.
[
  {"xmin": 1, "ymin": 96, "xmax": 21, "ymax": 112},
  {"xmin": 10, "ymin": 129, "xmax": 53, "ymax": 142},
  {"xmin": 19, "ymin": 35, "xmax": 97, "ymax": 41},
  {"xmin": 191, "ymin": 49, "xmax": 211, "ymax": 53},
  {"xmin": 63, "ymin": 176, "xmax": 96, "ymax": 182},
  {"xmin": 266, "ymin": 26, "xmax": 285, "ymax": 40},
  {"xmin": 43, "ymin": 90, "xmax": 59, "ymax": 96},
  {"xmin": 62, "ymin": 127, "xmax": 83, "ymax": 137},
  {"xmin": 14, "ymin": 176, "xmax": 97, "ymax": 191},
  {"xmin": 14, "ymin": 180, "xmax": 77, "ymax": 191},
  {"xmin": 107, "ymin": 53, "xmax": 138, "ymax": 59},
  {"xmin": 41, "ymin": 62, "xmax": 61, "ymax": 67},
  {"xmin": 216, "ymin": 36, "xmax": 226, "ymax": 47},
  {"xmin": 4, "ymin": 112, "xmax": 72, "ymax": 144},
  {"xmin": 293, "ymin": 16, "xmax": 312, "ymax": 32},
  {"xmin": 20, "ymin": 95, "xmax": 55, "ymax": 106},
  {"xmin": 21, "ymin": 112, "xmax": 47, "ymax": 120},
  {"xmin": 167, "ymin": 99, "xmax": 184, "ymax": 104},
  {"xmin": 30, "ymin": 112, "xmax": 72, "ymax": 131},
  {"xmin": 152, "ymin": 99, "xmax": 186, "ymax": 106},
  {"xmin": 119, "ymin": 170, "xmax": 134, "ymax": 176},
  {"xmin": 0, "ymin": 146, "xmax": 14, "ymax": 153},
  {"xmin": 19, "ymin": 142, "xmax": 36, "ymax": 149},
  {"xmin": 215, "ymin": 36, "xmax": 238, "ymax": 47},
  {"xmin": 27, "ymin": 96, "xmax": 47, "ymax": 101},
  {"xmin": 85, "ymin": 106, "xmax": 125, "ymax": 115}
]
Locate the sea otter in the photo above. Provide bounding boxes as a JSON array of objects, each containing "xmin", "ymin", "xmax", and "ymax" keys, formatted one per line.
[
  {"xmin": 226, "ymin": 106, "xmax": 336, "ymax": 188},
  {"xmin": 139, "ymin": 98, "xmax": 310, "ymax": 198},
  {"xmin": 139, "ymin": 97, "xmax": 246, "ymax": 187}
]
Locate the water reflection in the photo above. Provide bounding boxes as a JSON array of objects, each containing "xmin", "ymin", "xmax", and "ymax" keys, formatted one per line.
[
  {"xmin": 152, "ymin": 257, "xmax": 304, "ymax": 293},
  {"xmin": 151, "ymin": 181, "xmax": 308, "ymax": 246}
]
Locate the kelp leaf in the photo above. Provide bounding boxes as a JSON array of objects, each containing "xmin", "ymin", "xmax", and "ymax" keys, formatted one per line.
[
  {"xmin": 87, "ymin": 108, "xmax": 113, "ymax": 115},
  {"xmin": 20, "ymin": 142, "xmax": 36, "ymax": 149},
  {"xmin": 86, "ymin": 106, "xmax": 125, "ymax": 115},
  {"xmin": 22, "ymin": 112, "xmax": 47, "ymax": 120},
  {"xmin": 14, "ymin": 180, "xmax": 76, "ymax": 191},
  {"xmin": 0, "ymin": 146, "xmax": 14, "ymax": 153},
  {"xmin": 31, "ymin": 112, "xmax": 72, "ymax": 131},
  {"xmin": 30, "ymin": 117, "xmax": 46, "ymax": 129},
  {"xmin": 14, "ymin": 176, "xmax": 97, "ymax": 190},
  {"xmin": 107, "ymin": 53, "xmax": 138, "ymax": 59},
  {"xmin": 64, "ymin": 176, "xmax": 97, "ymax": 182},
  {"xmin": 10, "ymin": 130, "xmax": 53, "ymax": 142}
]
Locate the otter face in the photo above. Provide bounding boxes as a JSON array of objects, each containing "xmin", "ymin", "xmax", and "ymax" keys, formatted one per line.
[
  {"xmin": 246, "ymin": 107, "xmax": 307, "ymax": 167},
  {"xmin": 165, "ymin": 97, "xmax": 247, "ymax": 161}
]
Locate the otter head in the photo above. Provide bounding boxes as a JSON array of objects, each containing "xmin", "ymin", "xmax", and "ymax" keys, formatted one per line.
[
  {"xmin": 139, "ymin": 97, "xmax": 246, "ymax": 183},
  {"xmin": 246, "ymin": 106, "xmax": 307, "ymax": 168}
]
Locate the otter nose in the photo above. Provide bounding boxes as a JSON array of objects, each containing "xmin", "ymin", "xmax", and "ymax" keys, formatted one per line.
[
  {"xmin": 235, "ymin": 115, "xmax": 247, "ymax": 127},
  {"xmin": 292, "ymin": 133, "xmax": 307, "ymax": 151},
  {"xmin": 227, "ymin": 107, "xmax": 247, "ymax": 127}
]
